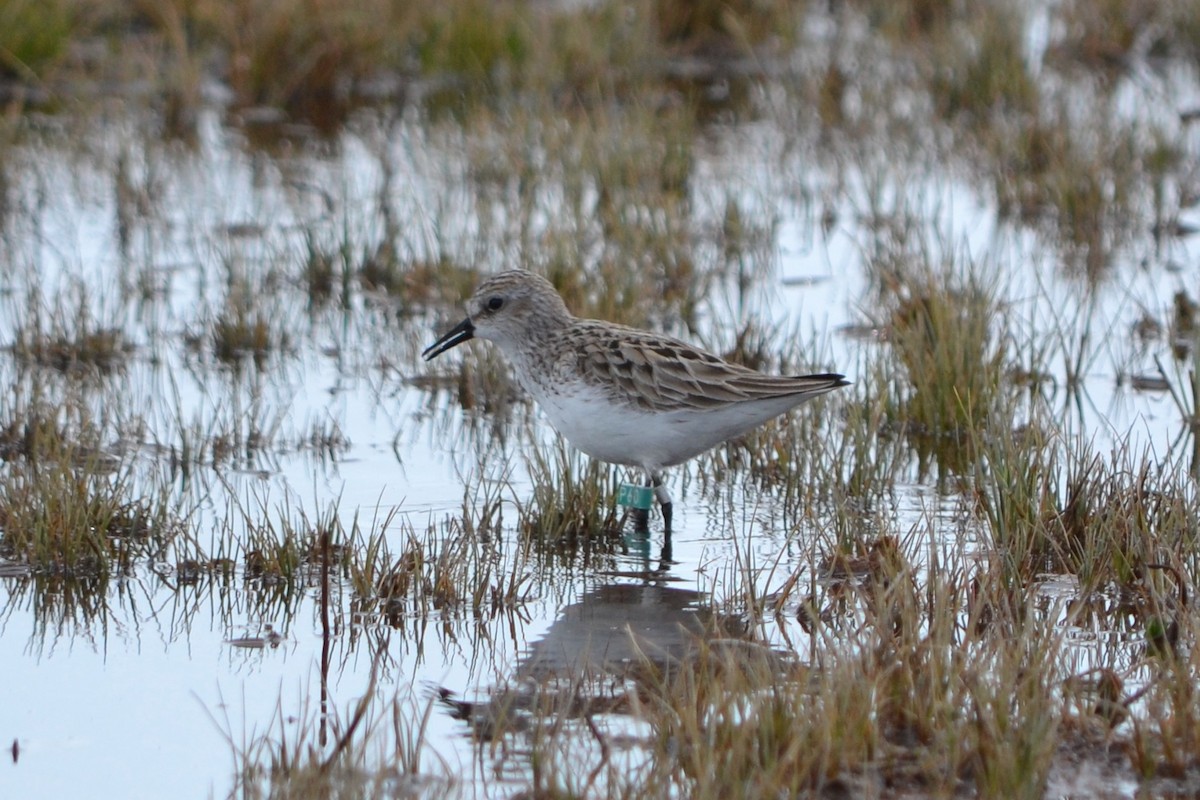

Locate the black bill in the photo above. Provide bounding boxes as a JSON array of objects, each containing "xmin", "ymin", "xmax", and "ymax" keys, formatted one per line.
[{"xmin": 422, "ymin": 317, "xmax": 475, "ymax": 361}]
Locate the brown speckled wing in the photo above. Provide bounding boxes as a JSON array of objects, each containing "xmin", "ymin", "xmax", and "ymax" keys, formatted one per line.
[{"xmin": 563, "ymin": 321, "xmax": 846, "ymax": 412}]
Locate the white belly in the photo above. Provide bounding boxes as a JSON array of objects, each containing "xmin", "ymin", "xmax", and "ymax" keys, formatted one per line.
[
  {"xmin": 529, "ymin": 382, "xmax": 805, "ymax": 471},
  {"xmin": 534, "ymin": 386, "xmax": 667, "ymax": 468}
]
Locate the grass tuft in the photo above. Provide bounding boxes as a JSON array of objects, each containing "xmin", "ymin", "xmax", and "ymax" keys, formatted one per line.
[
  {"xmin": 10, "ymin": 294, "xmax": 133, "ymax": 376},
  {"xmin": 208, "ymin": 278, "xmax": 292, "ymax": 370},
  {"xmin": 652, "ymin": 0, "xmax": 797, "ymax": 55},
  {"xmin": 631, "ymin": 537, "xmax": 1064, "ymax": 797},
  {"xmin": 0, "ymin": 0, "xmax": 75, "ymax": 82},
  {"xmin": 0, "ymin": 452, "xmax": 178, "ymax": 576},
  {"xmin": 196, "ymin": 0, "xmax": 412, "ymax": 125},
  {"xmin": 226, "ymin": 682, "xmax": 453, "ymax": 800},
  {"xmin": 518, "ymin": 442, "xmax": 624, "ymax": 557},
  {"xmin": 870, "ymin": 248, "xmax": 1006, "ymax": 474},
  {"xmin": 929, "ymin": 6, "xmax": 1038, "ymax": 126}
]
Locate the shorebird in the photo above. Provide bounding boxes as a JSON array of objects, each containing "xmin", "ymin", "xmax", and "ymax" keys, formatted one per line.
[{"xmin": 423, "ymin": 270, "xmax": 848, "ymax": 532}]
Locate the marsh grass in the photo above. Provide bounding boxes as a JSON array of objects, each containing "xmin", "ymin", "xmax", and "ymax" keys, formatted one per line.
[
  {"xmin": 299, "ymin": 228, "xmax": 453, "ymax": 314},
  {"xmin": 0, "ymin": 0, "xmax": 800, "ymax": 122},
  {"xmin": 820, "ymin": 356, "xmax": 912, "ymax": 506},
  {"xmin": 846, "ymin": 0, "xmax": 962, "ymax": 38},
  {"xmin": 1, "ymin": 1, "xmax": 1199, "ymax": 797},
  {"xmin": 160, "ymin": 397, "xmax": 290, "ymax": 481},
  {"xmin": 349, "ymin": 495, "xmax": 534, "ymax": 623},
  {"xmin": 928, "ymin": 5, "xmax": 1038, "ymax": 127},
  {"xmin": 975, "ymin": 422, "xmax": 1200, "ymax": 595},
  {"xmin": 613, "ymin": 532, "xmax": 1068, "ymax": 798},
  {"xmin": 971, "ymin": 420, "xmax": 1064, "ymax": 581},
  {"xmin": 0, "ymin": 400, "xmax": 75, "ymax": 463},
  {"xmin": 817, "ymin": 0, "xmax": 1164, "ymax": 286},
  {"xmin": 1, "ymin": 570, "xmax": 109, "ymax": 638},
  {"xmin": 234, "ymin": 499, "xmax": 347, "ymax": 591},
  {"xmin": 1032, "ymin": 124, "xmax": 1138, "ymax": 278},
  {"xmin": 870, "ymin": 249, "xmax": 1007, "ymax": 475},
  {"xmin": 416, "ymin": 0, "xmax": 531, "ymax": 90},
  {"xmin": 1055, "ymin": 454, "xmax": 1200, "ymax": 586},
  {"xmin": 300, "ymin": 232, "xmax": 339, "ymax": 307},
  {"xmin": 0, "ymin": 380, "xmax": 178, "ymax": 581},
  {"xmin": 968, "ymin": 103, "xmax": 1145, "ymax": 283},
  {"xmin": 652, "ymin": 0, "xmax": 798, "ymax": 54},
  {"xmin": 416, "ymin": 0, "xmax": 791, "ymax": 113},
  {"xmin": 224, "ymin": 682, "xmax": 453, "ymax": 800},
  {"xmin": 361, "ymin": 252, "xmax": 481, "ymax": 311},
  {"xmin": 9, "ymin": 296, "xmax": 132, "ymax": 376},
  {"xmin": 12, "ymin": 326, "xmax": 131, "ymax": 374},
  {"xmin": 211, "ymin": 309, "xmax": 290, "ymax": 368},
  {"xmin": 450, "ymin": 97, "xmax": 715, "ymax": 327},
  {"xmin": 519, "ymin": 441, "xmax": 624, "ymax": 556},
  {"xmin": 194, "ymin": 0, "xmax": 413, "ymax": 125},
  {"xmin": 1046, "ymin": 0, "xmax": 1157, "ymax": 71},
  {"xmin": 196, "ymin": 264, "xmax": 294, "ymax": 369},
  {"xmin": 0, "ymin": 0, "xmax": 75, "ymax": 83},
  {"xmin": 435, "ymin": 346, "xmax": 524, "ymax": 418},
  {"xmin": 1132, "ymin": 611, "xmax": 1200, "ymax": 780},
  {"xmin": 0, "ymin": 448, "xmax": 177, "ymax": 576}
]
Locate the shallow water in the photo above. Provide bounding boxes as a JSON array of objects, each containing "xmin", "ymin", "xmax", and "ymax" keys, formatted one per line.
[{"xmin": 1, "ymin": 33, "xmax": 1199, "ymax": 796}]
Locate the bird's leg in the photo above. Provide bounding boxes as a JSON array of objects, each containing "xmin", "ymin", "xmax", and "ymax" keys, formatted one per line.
[
  {"xmin": 653, "ymin": 470, "xmax": 674, "ymax": 566},
  {"xmin": 631, "ymin": 473, "xmax": 651, "ymax": 533},
  {"xmin": 650, "ymin": 472, "xmax": 672, "ymax": 536}
]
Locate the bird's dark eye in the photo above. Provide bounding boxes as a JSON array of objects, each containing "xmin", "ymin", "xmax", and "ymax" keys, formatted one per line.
[{"xmin": 487, "ymin": 296, "xmax": 504, "ymax": 311}]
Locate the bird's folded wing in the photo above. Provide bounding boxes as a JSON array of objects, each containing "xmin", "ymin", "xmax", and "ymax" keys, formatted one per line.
[{"xmin": 567, "ymin": 323, "xmax": 844, "ymax": 412}]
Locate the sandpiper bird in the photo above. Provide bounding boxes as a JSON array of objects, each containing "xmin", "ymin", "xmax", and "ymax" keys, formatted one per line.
[{"xmin": 423, "ymin": 270, "xmax": 849, "ymax": 533}]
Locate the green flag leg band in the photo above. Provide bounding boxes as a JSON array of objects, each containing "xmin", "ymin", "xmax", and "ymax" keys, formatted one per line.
[{"xmin": 617, "ymin": 484, "xmax": 654, "ymax": 510}]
